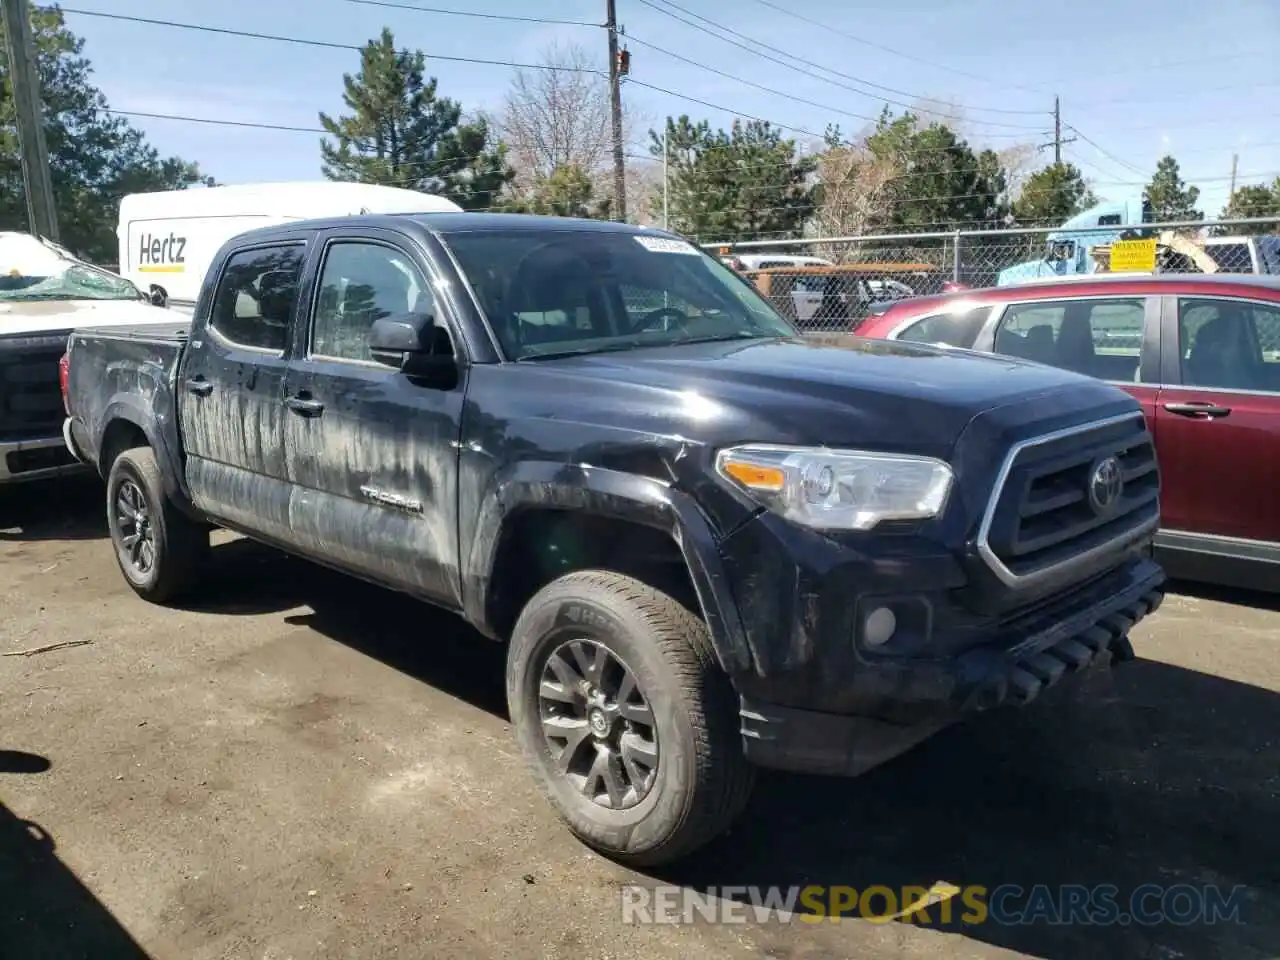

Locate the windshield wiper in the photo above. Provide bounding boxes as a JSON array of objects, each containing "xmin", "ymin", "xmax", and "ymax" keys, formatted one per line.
[{"xmin": 515, "ymin": 341, "xmax": 650, "ymax": 362}]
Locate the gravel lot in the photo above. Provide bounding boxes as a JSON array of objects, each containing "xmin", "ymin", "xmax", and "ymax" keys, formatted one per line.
[{"xmin": 2, "ymin": 476, "xmax": 1277, "ymax": 960}]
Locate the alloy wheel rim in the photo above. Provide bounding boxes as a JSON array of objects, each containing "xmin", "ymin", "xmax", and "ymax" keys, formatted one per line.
[
  {"xmin": 114, "ymin": 479, "xmax": 156, "ymax": 576},
  {"xmin": 537, "ymin": 637, "xmax": 659, "ymax": 810}
]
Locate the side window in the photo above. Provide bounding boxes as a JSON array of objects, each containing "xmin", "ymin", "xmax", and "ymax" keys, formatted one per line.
[
  {"xmin": 993, "ymin": 298, "xmax": 1145, "ymax": 380},
  {"xmin": 1178, "ymin": 298, "xmax": 1280, "ymax": 392},
  {"xmin": 897, "ymin": 306, "xmax": 992, "ymax": 348},
  {"xmin": 209, "ymin": 244, "xmax": 305, "ymax": 351},
  {"xmin": 312, "ymin": 242, "xmax": 434, "ymax": 363}
]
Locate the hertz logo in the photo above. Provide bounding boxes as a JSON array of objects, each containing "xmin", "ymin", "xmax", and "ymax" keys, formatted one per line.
[{"xmin": 137, "ymin": 232, "xmax": 187, "ymax": 273}]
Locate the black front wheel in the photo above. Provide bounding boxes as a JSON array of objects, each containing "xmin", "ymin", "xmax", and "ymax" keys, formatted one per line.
[
  {"xmin": 506, "ymin": 570, "xmax": 754, "ymax": 867},
  {"xmin": 106, "ymin": 446, "xmax": 207, "ymax": 604}
]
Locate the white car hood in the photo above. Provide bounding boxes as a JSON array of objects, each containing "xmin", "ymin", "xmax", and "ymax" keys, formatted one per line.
[{"xmin": 0, "ymin": 298, "xmax": 188, "ymax": 337}]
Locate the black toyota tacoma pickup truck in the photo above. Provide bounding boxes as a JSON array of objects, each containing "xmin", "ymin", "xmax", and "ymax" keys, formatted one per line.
[{"xmin": 62, "ymin": 213, "xmax": 1165, "ymax": 866}]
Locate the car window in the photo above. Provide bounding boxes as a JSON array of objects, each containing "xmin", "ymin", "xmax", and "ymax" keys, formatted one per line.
[
  {"xmin": 311, "ymin": 242, "xmax": 434, "ymax": 363},
  {"xmin": 1177, "ymin": 297, "xmax": 1280, "ymax": 393},
  {"xmin": 896, "ymin": 306, "xmax": 992, "ymax": 348},
  {"xmin": 209, "ymin": 244, "xmax": 306, "ymax": 352},
  {"xmin": 992, "ymin": 298, "xmax": 1145, "ymax": 381}
]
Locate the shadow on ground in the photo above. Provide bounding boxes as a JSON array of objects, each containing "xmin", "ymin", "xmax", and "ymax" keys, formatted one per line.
[
  {"xmin": 1167, "ymin": 578, "xmax": 1280, "ymax": 613},
  {"xmin": 178, "ymin": 536, "xmax": 508, "ymax": 717},
  {"xmin": 659, "ymin": 661, "xmax": 1280, "ymax": 960},
  {"xmin": 176, "ymin": 536, "xmax": 1280, "ymax": 959},
  {"xmin": 0, "ymin": 752, "xmax": 151, "ymax": 959},
  {"xmin": 0, "ymin": 474, "xmax": 106, "ymax": 542}
]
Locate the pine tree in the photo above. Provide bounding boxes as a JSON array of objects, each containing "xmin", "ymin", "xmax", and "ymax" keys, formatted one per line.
[
  {"xmin": 1012, "ymin": 163, "xmax": 1096, "ymax": 223},
  {"xmin": 1143, "ymin": 155, "xmax": 1202, "ymax": 222},
  {"xmin": 319, "ymin": 28, "xmax": 514, "ymax": 210}
]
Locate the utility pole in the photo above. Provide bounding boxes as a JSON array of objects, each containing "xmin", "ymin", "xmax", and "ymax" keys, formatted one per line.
[
  {"xmin": 1, "ymin": 0, "xmax": 59, "ymax": 241},
  {"xmin": 1229, "ymin": 153, "xmax": 1239, "ymax": 200},
  {"xmin": 606, "ymin": 0, "xmax": 627, "ymax": 222},
  {"xmin": 1038, "ymin": 95, "xmax": 1076, "ymax": 165}
]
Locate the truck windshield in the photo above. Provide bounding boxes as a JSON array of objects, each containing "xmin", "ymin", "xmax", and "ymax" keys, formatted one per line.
[
  {"xmin": 0, "ymin": 233, "xmax": 141, "ymax": 303},
  {"xmin": 439, "ymin": 228, "xmax": 796, "ymax": 360}
]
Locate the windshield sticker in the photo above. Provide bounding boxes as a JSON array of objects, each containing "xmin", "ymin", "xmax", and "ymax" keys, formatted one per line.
[{"xmin": 634, "ymin": 236, "xmax": 701, "ymax": 256}]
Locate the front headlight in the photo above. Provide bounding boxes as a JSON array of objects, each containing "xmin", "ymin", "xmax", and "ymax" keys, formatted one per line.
[{"xmin": 715, "ymin": 444, "xmax": 954, "ymax": 531}]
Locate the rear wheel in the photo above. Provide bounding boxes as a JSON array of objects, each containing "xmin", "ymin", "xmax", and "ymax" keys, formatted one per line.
[
  {"xmin": 106, "ymin": 446, "xmax": 207, "ymax": 603},
  {"xmin": 506, "ymin": 570, "xmax": 754, "ymax": 867}
]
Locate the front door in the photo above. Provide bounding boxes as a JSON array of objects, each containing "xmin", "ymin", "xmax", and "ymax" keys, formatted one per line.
[
  {"xmin": 178, "ymin": 240, "xmax": 307, "ymax": 542},
  {"xmin": 1154, "ymin": 295, "xmax": 1280, "ymax": 545},
  {"xmin": 282, "ymin": 233, "xmax": 466, "ymax": 606}
]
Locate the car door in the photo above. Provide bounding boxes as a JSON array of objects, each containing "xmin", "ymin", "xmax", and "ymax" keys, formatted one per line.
[
  {"xmin": 1153, "ymin": 294, "xmax": 1280, "ymax": 546},
  {"xmin": 179, "ymin": 239, "xmax": 308, "ymax": 543},
  {"xmin": 281, "ymin": 230, "xmax": 466, "ymax": 606}
]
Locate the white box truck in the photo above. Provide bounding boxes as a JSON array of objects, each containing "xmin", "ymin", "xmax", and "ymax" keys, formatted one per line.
[{"xmin": 117, "ymin": 181, "xmax": 464, "ymax": 311}]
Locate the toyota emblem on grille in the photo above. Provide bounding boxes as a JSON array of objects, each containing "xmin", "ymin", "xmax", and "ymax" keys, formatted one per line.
[{"xmin": 1088, "ymin": 456, "xmax": 1123, "ymax": 514}]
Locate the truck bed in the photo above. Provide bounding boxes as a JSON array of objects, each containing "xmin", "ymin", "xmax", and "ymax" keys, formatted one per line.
[
  {"xmin": 72, "ymin": 318, "xmax": 191, "ymax": 343},
  {"xmin": 65, "ymin": 321, "xmax": 190, "ymax": 476}
]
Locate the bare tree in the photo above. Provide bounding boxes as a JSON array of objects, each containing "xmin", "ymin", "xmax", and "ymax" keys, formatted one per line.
[
  {"xmin": 811, "ymin": 142, "xmax": 899, "ymax": 252},
  {"xmin": 500, "ymin": 41, "xmax": 615, "ymax": 194}
]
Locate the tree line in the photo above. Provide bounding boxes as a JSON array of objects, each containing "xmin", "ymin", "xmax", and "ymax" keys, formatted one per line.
[{"xmin": 3, "ymin": 10, "xmax": 1279, "ymax": 263}]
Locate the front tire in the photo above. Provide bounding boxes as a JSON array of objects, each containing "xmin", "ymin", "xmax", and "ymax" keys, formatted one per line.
[
  {"xmin": 506, "ymin": 570, "xmax": 754, "ymax": 867},
  {"xmin": 105, "ymin": 446, "xmax": 207, "ymax": 604}
]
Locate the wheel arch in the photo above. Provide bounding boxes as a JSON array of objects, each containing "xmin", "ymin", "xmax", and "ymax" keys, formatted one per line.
[{"xmin": 463, "ymin": 462, "xmax": 754, "ymax": 676}]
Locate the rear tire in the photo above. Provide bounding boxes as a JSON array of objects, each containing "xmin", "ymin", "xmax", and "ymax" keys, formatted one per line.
[
  {"xmin": 506, "ymin": 570, "xmax": 754, "ymax": 867},
  {"xmin": 105, "ymin": 446, "xmax": 207, "ymax": 604}
]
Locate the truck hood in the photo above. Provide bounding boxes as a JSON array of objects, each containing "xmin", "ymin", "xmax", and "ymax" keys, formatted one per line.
[
  {"xmin": 529, "ymin": 335, "xmax": 1130, "ymax": 459},
  {"xmin": 0, "ymin": 297, "xmax": 186, "ymax": 337}
]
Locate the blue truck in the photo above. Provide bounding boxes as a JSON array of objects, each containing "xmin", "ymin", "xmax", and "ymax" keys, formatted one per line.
[{"xmin": 997, "ymin": 199, "xmax": 1150, "ymax": 286}]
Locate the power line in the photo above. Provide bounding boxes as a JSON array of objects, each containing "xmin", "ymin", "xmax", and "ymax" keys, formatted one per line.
[
  {"xmin": 625, "ymin": 34, "xmax": 882, "ymax": 127},
  {"xmin": 1065, "ymin": 124, "xmax": 1148, "ymax": 178},
  {"xmin": 60, "ymin": 8, "xmax": 598, "ymax": 73},
  {"xmin": 748, "ymin": 0, "xmax": 1044, "ymax": 98},
  {"xmin": 105, "ymin": 110, "xmax": 1276, "ymax": 191},
  {"xmin": 630, "ymin": 0, "xmax": 1046, "ymax": 130},
  {"xmin": 106, "ymin": 110, "xmax": 1276, "ymax": 211},
  {"xmin": 338, "ymin": 0, "xmax": 600, "ymax": 27}
]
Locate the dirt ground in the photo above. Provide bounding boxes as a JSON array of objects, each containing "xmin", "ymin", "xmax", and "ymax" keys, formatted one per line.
[{"xmin": 1, "ymin": 475, "xmax": 1277, "ymax": 960}]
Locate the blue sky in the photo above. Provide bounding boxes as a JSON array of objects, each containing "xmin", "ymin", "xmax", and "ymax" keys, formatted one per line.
[{"xmin": 68, "ymin": 0, "xmax": 1280, "ymax": 221}]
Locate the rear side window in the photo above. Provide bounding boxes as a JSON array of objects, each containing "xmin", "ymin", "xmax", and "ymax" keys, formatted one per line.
[
  {"xmin": 992, "ymin": 298, "xmax": 1145, "ymax": 380},
  {"xmin": 896, "ymin": 306, "xmax": 992, "ymax": 348},
  {"xmin": 209, "ymin": 244, "xmax": 306, "ymax": 352}
]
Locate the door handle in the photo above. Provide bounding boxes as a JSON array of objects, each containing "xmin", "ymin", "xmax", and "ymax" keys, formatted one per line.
[
  {"xmin": 285, "ymin": 395, "xmax": 325, "ymax": 417},
  {"xmin": 1163, "ymin": 401, "xmax": 1231, "ymax": 418},
  {"xmin": 185, "ymin": 377, "xmax": 212, "ymax": 397}
]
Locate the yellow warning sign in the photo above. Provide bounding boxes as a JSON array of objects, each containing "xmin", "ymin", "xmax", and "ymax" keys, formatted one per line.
[{"xmin": 1109, "ymin": 238, "xmax": 1157, "ymax": 272}]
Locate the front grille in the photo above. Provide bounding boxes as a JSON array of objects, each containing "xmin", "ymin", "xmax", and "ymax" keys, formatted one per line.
[
  {"xmin": 0, "ymin": 332, "xmax": 70, "ymax": 441},
  {"xmin": 981, "ymin": 414, "xmax": 1159, "ymax": 580}
]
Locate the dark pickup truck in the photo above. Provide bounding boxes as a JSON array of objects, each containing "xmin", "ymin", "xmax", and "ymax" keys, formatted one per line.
[{"xmin": 62, "ymin": 213, "xmax": 1165, "ymax": 866}]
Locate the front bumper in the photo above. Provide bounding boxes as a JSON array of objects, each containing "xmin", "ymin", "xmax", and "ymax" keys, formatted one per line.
[
  {"xmin": 0, "ymin": 432, "xmax": 87, "ymax": 484},
  {"xmin": 739, "ymin": 572, "xmax": 1163, "ymax": 776}
]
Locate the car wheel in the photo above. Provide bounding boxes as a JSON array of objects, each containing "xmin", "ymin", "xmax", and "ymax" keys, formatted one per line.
[
  {"xmin": 506, "ymin": 570, "xmax": 754, "ymax": 867},
  {"xmin": 106, "ymin": 446, "xmax": 207, "ymax": 604}
]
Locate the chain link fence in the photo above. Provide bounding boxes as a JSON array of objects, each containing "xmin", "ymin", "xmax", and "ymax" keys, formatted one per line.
[{"xmin": 704, "ymin": 217, "xmax": 1280, "ymax": 335}]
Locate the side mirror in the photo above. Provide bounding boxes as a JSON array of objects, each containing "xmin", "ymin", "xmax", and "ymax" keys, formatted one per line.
[
  {"xmin": 149, "ymin": 284, "xmax": 167, "ymax": 307},
  {"xmin": 368, "ymin": 311, "xmax": 456, "ymax": 384}
]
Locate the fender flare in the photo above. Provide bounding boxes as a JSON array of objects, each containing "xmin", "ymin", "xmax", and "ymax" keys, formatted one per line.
[
  {"xmin": 95, "ymin": 397, "xmax": 190, "ymax": 506},
  {"xmin": 462, "ymin": 461, "xmax": 754, "ymax": 675}
]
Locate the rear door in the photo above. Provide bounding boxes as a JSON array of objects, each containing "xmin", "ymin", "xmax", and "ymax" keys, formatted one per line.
[
  {"xmin": 973, "ymin": 294, "xmax": 1162, "ymax": 429},
  {"xmin": 179, "ymin": 238, "xmax": 308, "ymax": 542},
  {"xmin": 1153, "ymin": 294, "xmax": 1280, "ymax": 546}
]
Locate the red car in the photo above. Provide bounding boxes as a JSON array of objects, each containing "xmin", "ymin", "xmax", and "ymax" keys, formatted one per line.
[{"xmin": 856, "ymin": 274, "xmax": 1280, "ymax": 592}]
